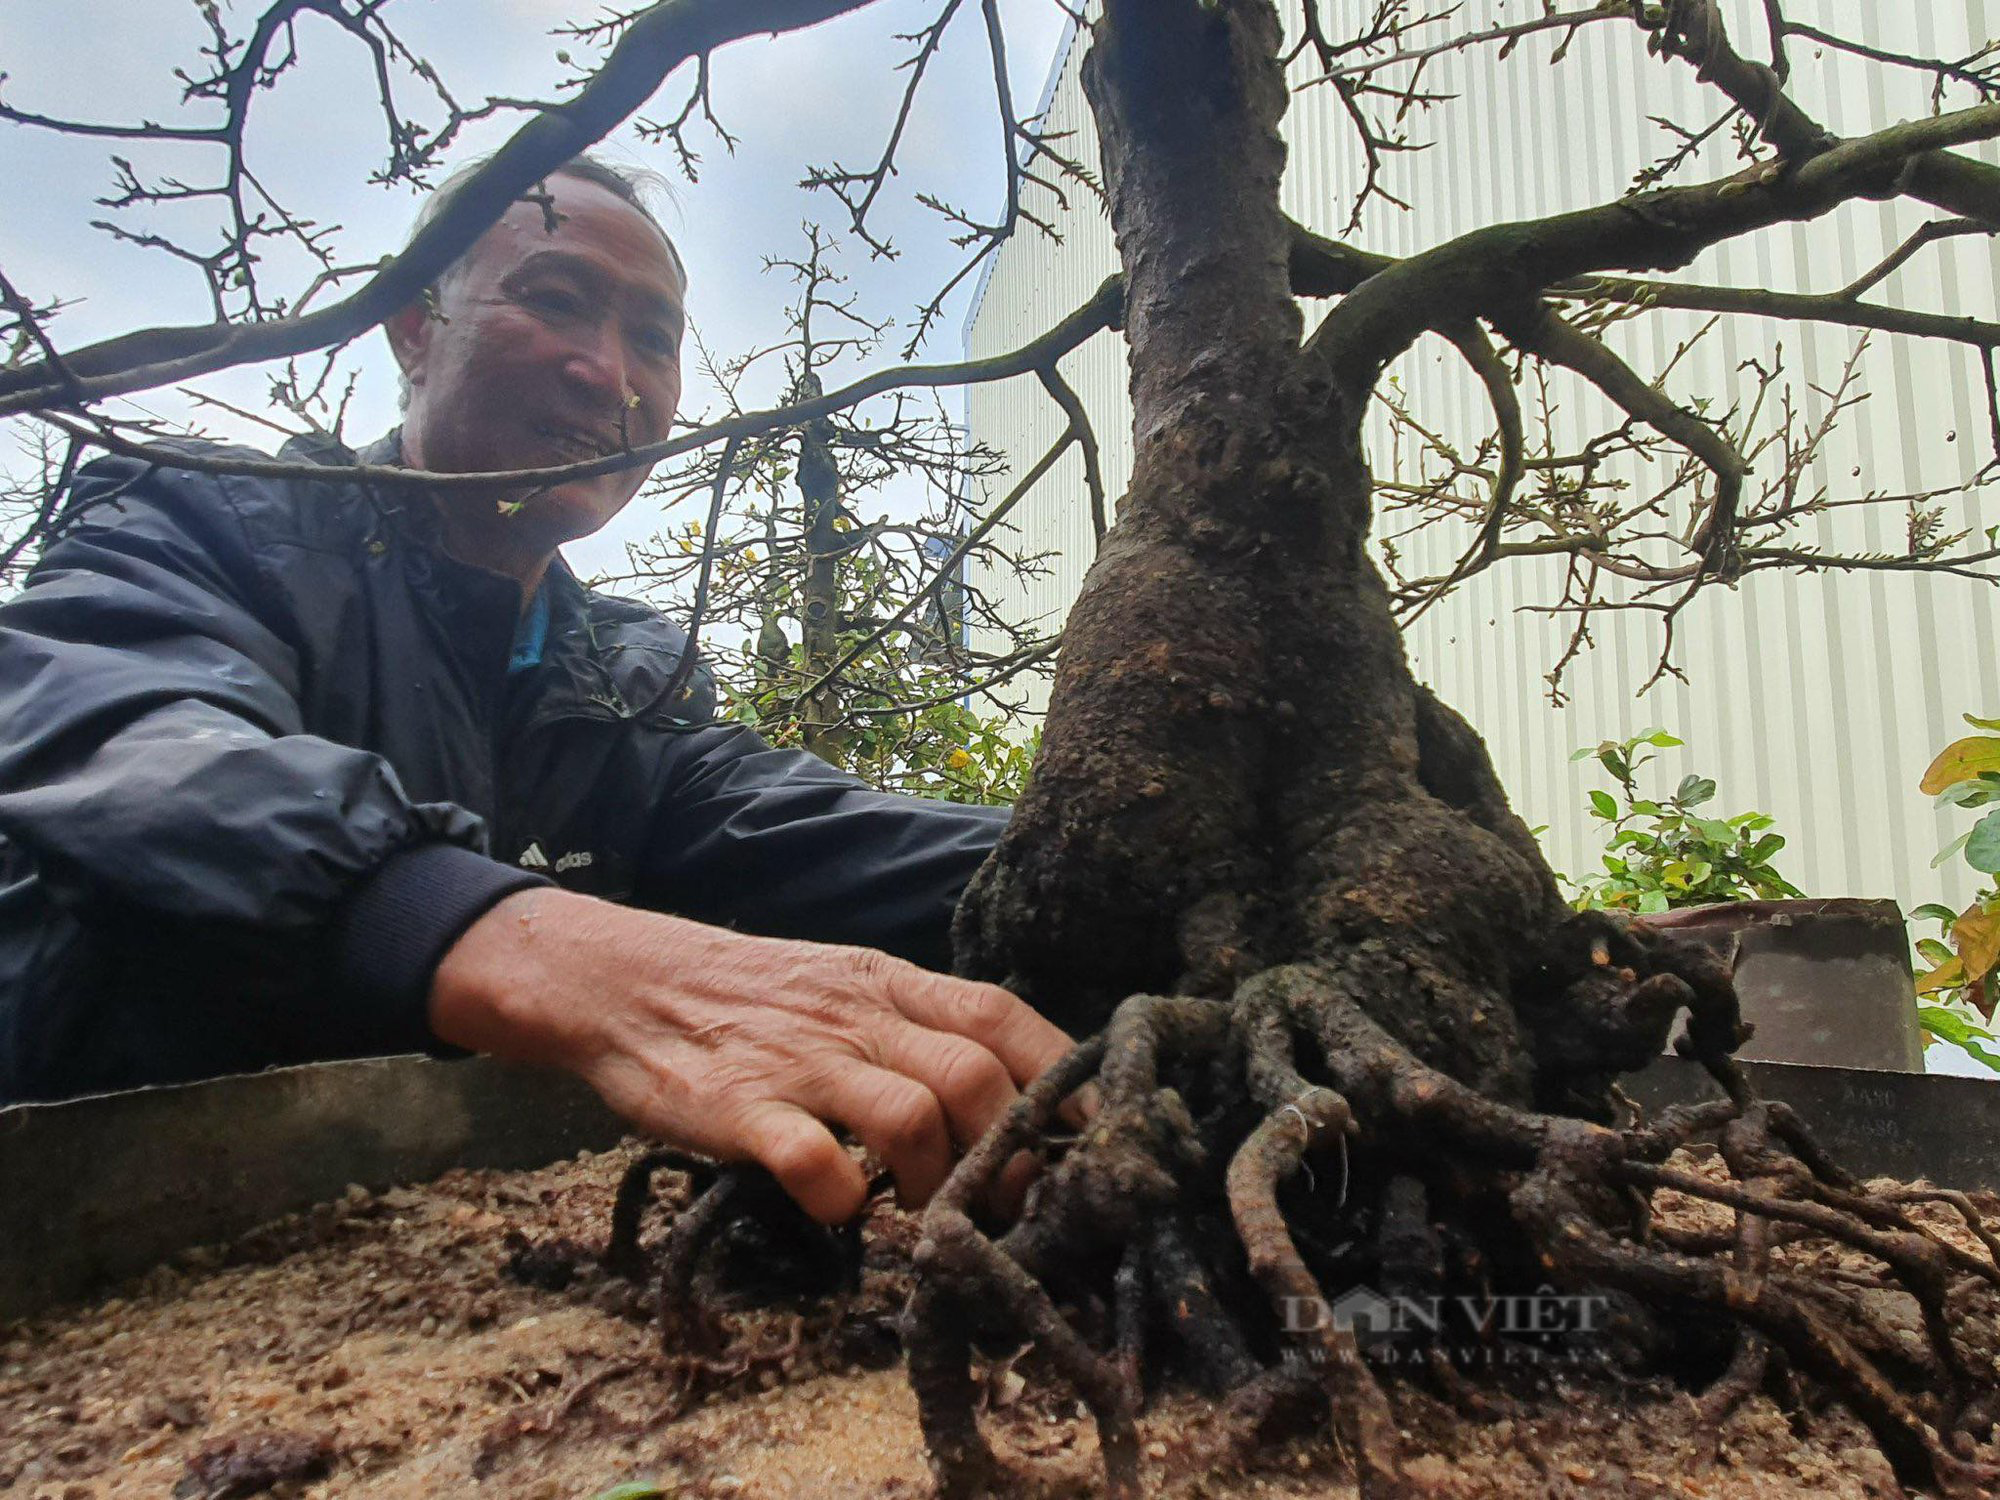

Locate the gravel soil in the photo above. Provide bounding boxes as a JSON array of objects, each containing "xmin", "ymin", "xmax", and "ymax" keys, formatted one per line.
[{"xmin": 2, "ymin": 1140, "xmax": 1987, "ymax": 1500}]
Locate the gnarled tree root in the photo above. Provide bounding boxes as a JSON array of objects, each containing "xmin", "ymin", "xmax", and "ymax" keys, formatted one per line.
[
  {"xmin": 601, "ymin": 1155, "xmax": 867, "ymax": 1418},
  {"xmin": 907, "ymin": 934, "xmax": 2000, "ymax": 1499}
]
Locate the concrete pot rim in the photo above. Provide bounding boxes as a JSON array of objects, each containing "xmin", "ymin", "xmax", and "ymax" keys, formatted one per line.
[
  {"xmin": 4, "ymin": 1046, "xmax": 1996, "ymax": 1324},
  {"xmin": 1641, "ymin": 895, "xmax": 1906, "ymax": 936}
]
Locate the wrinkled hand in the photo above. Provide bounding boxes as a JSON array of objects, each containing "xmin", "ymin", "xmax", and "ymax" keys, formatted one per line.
[{"xmin": 429, "ymin": 888, "xmax": 1074, "ymax": 1224}]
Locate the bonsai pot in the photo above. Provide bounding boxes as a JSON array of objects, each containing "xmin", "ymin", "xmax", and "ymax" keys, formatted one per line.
[{"xmin": 1641, "ymin": 897, "xmax": 1925, "ymax": 1073}]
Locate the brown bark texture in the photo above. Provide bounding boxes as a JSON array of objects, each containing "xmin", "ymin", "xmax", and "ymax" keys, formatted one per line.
[
  {"xmin": 795, "ymin": 372, "xmax": 847, "ymax": 761},
  {"xmin": 955, "ymin": 0, "xmax": 1556, "ymax": 1100}
]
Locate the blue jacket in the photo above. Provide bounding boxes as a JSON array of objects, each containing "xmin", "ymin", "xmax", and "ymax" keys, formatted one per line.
[{"xmin": 0, "ymin": 435, "xmax": 1006, "ymax": 1101}]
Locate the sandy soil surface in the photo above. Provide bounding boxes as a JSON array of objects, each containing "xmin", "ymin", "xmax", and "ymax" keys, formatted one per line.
[{"xmin": 0, "ymin": 1140, "xmax": 1981, "ymax": 1500}]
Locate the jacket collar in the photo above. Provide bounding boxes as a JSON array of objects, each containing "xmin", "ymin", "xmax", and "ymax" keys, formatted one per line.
[{"xmin": 301, "ymin": 429, "xmax": 715, "ymax": 728}]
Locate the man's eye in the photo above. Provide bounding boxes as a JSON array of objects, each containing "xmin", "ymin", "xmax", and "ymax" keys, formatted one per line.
[
  {"xmin": 635, "ymin": 325, "xmax": 680, "ymax": 360},
  {"xmin": 521, "ymin": 286, "xmax": 586, "ymax": 319}
]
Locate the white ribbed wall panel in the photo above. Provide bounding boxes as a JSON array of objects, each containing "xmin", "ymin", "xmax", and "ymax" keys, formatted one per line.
[{"xmin": 966, "ymin": 2, "xmax": 2000, "ymax": 921}]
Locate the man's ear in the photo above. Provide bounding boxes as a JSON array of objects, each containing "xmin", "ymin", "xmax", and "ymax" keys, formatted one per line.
[{"xmin": 384, "ymin": 294, "xmax": 436, "ymax": 387}]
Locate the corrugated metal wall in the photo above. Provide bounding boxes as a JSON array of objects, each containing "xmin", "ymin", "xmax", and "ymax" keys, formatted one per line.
[{"xmin": 964, "ymin": 2, "xmax": 2000, "ymax": 923}]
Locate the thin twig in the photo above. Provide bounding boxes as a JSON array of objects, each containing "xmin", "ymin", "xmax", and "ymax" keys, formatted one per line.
[{"xmin": 646, "ymin": 436, "xmax": 743, "ymax": 722}]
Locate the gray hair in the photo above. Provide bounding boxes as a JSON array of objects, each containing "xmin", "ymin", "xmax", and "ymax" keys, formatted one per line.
[{"xmin": 395, "ymin": 152, "xmax": 687, "ymax": 408}]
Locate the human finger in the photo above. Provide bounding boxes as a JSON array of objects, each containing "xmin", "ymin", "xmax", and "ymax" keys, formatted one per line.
[
  {"xmin": 804, "ymin": 1060, "xmax": 957, "ymax": 1211},
  {"xmin": 988, "ymin": 1147, "xmax": 1043, "ymax": 1221},
  {"xmin": 729, "ymin": 1099, "xmax": 870, "ymax": 1226},
  {"xmin": 1058, "ymin": 1080, "xmax": 1102, "ymax": 1132},
  {"xmin": 871, "ymin": 1022, "xmax": 1021, "ymax": 1150},
  {"xmin": 881, "ymin": 966, "xmax": 1076, "ymax": 1088}
]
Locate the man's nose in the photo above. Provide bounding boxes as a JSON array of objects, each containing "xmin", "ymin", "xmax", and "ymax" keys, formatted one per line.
[{"xmin": 560, "ymin": 320, "xmax": 631, "ymax": 409}]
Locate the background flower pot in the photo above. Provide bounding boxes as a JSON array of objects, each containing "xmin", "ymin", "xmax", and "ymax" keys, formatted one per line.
[{"xmin": 1643, "ymin": 897, "xmax": 1925, "ymax": 1072}]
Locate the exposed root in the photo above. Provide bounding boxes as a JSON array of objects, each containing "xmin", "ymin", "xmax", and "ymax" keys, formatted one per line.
[
  {"xmin": 910, "ymin": 1033, "xmax": 1113, "ymax": 1498},
  {"xmin": 599, "ymin": 1158, "xmax": 869, "ymax": 1422},
  {"xmin": 1146, "ymin": 1216, "xmax": 1262, "ymax": 1394},
  {"xmin": 471, "ymin": 1359, "xmax": 645, "ymax": 1480},
  {"xmin": 1224, "ymin": 1084, "xmax": 1405, "ymax": 1494},
  {"xmin": 1690, "ymin": 1126, "xmax": 1780, "ymax": 1458},
  {"xmin": 905, "ymin": 927, "xmax": 2000, "ymax": 1498},
  {"xmin": 605, "ymin": 1149, "xmax": 705, "ymax": 1281},
  {"xmin": 1692, "ymin": 1332, "xmax": 1771, "ymax": 1462},
  {"xmin": 1518, "ymin": 1126, "xmax": 1999, "ymax": 1497}
]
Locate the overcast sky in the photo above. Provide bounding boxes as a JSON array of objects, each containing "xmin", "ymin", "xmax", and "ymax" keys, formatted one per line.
[{"xmin": 0, "ymin": 0, "xmax": 1075, "ymax": 577}]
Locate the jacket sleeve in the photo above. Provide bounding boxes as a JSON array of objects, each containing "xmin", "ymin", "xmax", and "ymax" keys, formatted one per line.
[
  {"xmin": 636, "ymin": 724, "xmax": 1008, "ymax": 973},
  {"xmin": 0, "ymin": 456, "xmax": 545, "ymax": 1060}
]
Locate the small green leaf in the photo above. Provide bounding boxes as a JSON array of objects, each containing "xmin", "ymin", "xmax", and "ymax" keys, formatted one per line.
[
  {"xmin": 1967, "ymin": 808, "xmax": 2000, "ymax": 874},
  {"xmin": 1918, "ymin": 1004, "xmax": 2000, "ymax": 1071},
  {"xmin": 1917, "ymin": 937, "xmax": 1957, "ymax": 966},
  {"xmin": 1964, "ymin": 714, "xmax": 2000, "ymax": 732},
  {"xmin": 1676, "ymin": 775, "xmax": 1717, "ymax": 808},
  {"xmin": 1641, "ymin": 730, "xmax": 1684, "ymax": 747},
  {"xmin": 590, "ymin": 1483, "xmax": 673, "ymax": 1500},
  {"xmin": 1921, "ymin": 1004, "xmax": 1996, "ymax": 1042},
  {"xmin": 1692, "ymin": 817, "xmax": 1735, "ymax": 845},
  {"xmin": 1638, "ymin": 890, "xmax": 1670, "ymax": 915},
  {"xmin": 1913, "ymin": 903, "xmax": 1962, "ymax": 926},
  {"xmin": 1933, "ymin": 830, "xmax": 1974, "ymax": 869},
  {"xmin": 1936, "ymin": 782, "xmax": 1992, "ymax": 809},
  {"xmin": 1589, "ymin": 789, "xmax": 1618, "ymax": 820}
]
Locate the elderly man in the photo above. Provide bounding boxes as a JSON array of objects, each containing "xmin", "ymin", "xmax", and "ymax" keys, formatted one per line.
[{"xmin": 0, "ymin": 157, "xmax": 1071, "ymax": 1224}]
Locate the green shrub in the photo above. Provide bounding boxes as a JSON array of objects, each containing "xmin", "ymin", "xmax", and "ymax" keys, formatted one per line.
[
  {"xmin": 1910, "ymin": 715, "xmax": 2000, "ymax": 1072},
  {"xmin": 1569, "ymin": 730, "xmax": 1802, "ymax": 915}
]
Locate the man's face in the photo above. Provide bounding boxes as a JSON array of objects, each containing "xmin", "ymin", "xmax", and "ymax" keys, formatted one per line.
[{"xmin": 389, "ymin": 175, "xmax": 686, "ymax": 556}]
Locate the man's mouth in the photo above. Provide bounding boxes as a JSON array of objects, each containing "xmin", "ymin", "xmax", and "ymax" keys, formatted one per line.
[{"xmin": 535, "ymin": 424, "xmax": 620, "ymax": 463}]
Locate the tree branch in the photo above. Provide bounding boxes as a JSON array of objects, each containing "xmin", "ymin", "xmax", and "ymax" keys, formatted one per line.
[
  {"xmin": 1563, "ymin": 273, "xmax": 2000, "ymax": 351},
  {"xmin": 1836, "ymin": 217, "xmax": 1991, "ymax": 301},
  {"xmin": 1036, "ymin": 364, "xmax": 1107, "ymax": 544},
  {"xmin": 841, "ymin": 637, "xmax": 1059, "ymax": 716},
  {"xmin": 1632, "ymin": 0, "xmax": 2000, "ymax": 224},
  {"xmin": 1635, "ymin": 0, "xmax": 1833, "ymax": 161},
  {"xmin": 790, "ymin": 420, "xmax": 1079, "ymax": 711},
  {"xmin": 1310, "ymin": 101, "xmax": 2000, "ymax": 388},
  {"xmin": 28, "ymin": 276, "xmax": 1122, "ymax": 492},
  {"xmin": 800, "ymin": 0, "xmax": 966, "ymax": 256},
  {"xmin": 1504, "ymin": 302, "xmax": 1746, "ymax": 572},
  {"xmin": 1399, "ymin": 320, "xmax": 1524, "ymax": 623},
  {"xmin": 0, "ymin": 0, "xmax": 884, "ymax": 417},
  {"xmin": 1309, "ymin": 5, "xmax": 1621, "ymax": 86},
  {"xmin": 646, "ymin": 434, "xmax": 742, "ymax": 720}
]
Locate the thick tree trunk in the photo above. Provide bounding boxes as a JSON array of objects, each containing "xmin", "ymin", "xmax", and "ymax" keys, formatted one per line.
[
  {"xmin": 918, "ymin": 14, "xmax": 1995, "ymax": 1497},
  {"xmin": 955, "ymin": 0, "xmax": 1560, "ymax": 1099}
]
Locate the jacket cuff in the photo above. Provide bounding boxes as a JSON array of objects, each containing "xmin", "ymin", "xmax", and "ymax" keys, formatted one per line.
[{"xmin": 333, "ymin": 842, "xmax": 552, "ymax": 1055}]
